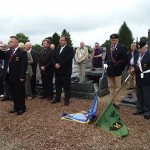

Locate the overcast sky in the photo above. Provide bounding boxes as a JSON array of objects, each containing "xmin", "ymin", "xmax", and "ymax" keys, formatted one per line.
[{"xmin": 0, "ymin": 0, "xmax": 150, "ymax": 47}]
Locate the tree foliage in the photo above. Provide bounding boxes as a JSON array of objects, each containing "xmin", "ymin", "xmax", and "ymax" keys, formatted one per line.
[
  {"xmin": 101, "ymin": 39, "xmax": 111, "ymax": 48},
  {"xmin": 16, "ymin": 33, "xmax": 30, "ymax": 44},
  {"xmin": 140, "ymin": 36, "xmax": 148, "ymax": 42},
  {"xmin": 51, "ymin": 32, "xmax": 60, "ymax": 48},
  {"xmin": 61, "ymin": 29, "xmax": 73, "ymax": 47},
  {"xmin": 118, "ymin": 22, "xmax": 134, "ymax": 50},
  {"xmin": 32, "ymin": 44, "xmax": 43, "ymax": 53}
]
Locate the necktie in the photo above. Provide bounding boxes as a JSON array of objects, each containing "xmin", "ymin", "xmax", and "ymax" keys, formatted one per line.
[
  {"xmin": 44, "ymin": 49, "xmax": 47, "ymax": 54},
  {"xmin": 8, "ymin": 49, "xmax": 15, "ymax": 63}
]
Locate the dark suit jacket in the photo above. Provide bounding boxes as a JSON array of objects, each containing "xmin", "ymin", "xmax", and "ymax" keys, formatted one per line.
[
  {"xmin": 105, "ymin": 44, "xmax": 128, "ymax": 76},
  {"xmin": 30, "ymin": 49, "xmax": 39, "ymax": 74},
  {"xmin": 134, "ymin": 50, "xmax": 150, "ymax": 86},
  {"xmin": 0, "ymin": 48, "xmax": 27, "ymax": 83},
  {"xmin": 127, "ymin": 50, "xmax": 139, "ymax": 68},
  {"xmin": 52, "ymin": 45, "xmax": 74, "ymax": 76},
  {"xmin": 39, "ymin": 47, "xmax": 54, "ymax": 74}
]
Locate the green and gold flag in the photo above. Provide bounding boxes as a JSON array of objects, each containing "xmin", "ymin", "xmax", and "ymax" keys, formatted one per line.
[{"xmin": 95, "ymin": 101, "xmax": 128, "ymax": 138}]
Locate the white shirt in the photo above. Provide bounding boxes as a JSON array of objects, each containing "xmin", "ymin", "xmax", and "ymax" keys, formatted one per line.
[
  {"xmin": 130, "ymin": 52, "xmax": 134, "ymax": 65},
  {"xmin": 59, "ymin": 45, "xmax": 66, "ymax": 54}
]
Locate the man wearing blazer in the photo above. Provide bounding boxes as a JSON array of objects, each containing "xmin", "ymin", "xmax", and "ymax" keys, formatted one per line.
[
  {"xmin": 39, "ymin": 39, "xmax": 54, "ymax": 100},
  {"xmin": 51, "ymin": 36, "xmax": 74, "ymax": 106},
  {"xmin": 25, "ymin": 42, "xmax": 39, "ymax": 98},
  {"xmin": 132, "ymin": 41, "xmax": 150, "ymax": 119},
  {"xmin": 0, "ymin": 36, "xmax": 27, "ymax": 115},
  {"xmin": 104, "ymin": 33, "xmax": 128, "ymax": 109},
  {"xmin": 127, "ymin": 43, "xmax": 139, "ymax": 90}
]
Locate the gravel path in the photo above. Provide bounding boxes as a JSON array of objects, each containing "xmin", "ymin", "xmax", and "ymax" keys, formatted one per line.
[{"xmin": 0, "ymin": 87, "xmax": 150, "ymax": 150}]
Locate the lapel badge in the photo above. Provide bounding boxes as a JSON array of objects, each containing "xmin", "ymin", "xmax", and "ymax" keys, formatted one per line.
[
  {"xmin": 15, "ymin": 57, "xmax": 19, "ymax": 61},
  {"xmin": 144, "ymin": 64, "xmax": 147, "ymax": 67}
]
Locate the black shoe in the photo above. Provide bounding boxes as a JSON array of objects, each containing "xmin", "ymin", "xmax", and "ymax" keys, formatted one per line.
[
  {"xmin": 32, "ymin": 95, "xmax": 36, "ymax": 99},
  {"xmin": 1, "ymin": 97, "xmax": 10, "ymax": 101},
  {"xmin": 144, "ymin": 115, "xmax": 150, "ymax": 119},
  {"xmin": 16, "ymin": 111, "xmax": 25, "ymax": 116},
  {"xmin": 132, "ymin": 111, "xmax": 144, "ymax": 115},
  {"xmin": 127, "ymin": 87, "xmax": 134, "ymax": 90},
  {"xmin": 64, "ymin": 101, "xmax": 69, "ymax": 106},
  {"xmin": 9, "ymin": 109, "xmax": 18, "ymax": 113},
  {"xmin": 47, "ymin": 96, "xmax": 53, "ymax": 101},
  {"xmin": 51, "ymin": 99, "xmax": 60, "ymax": 104},
  {"xmin": 40, "ymin": 96, "xmax": 47, "ymax": 99}
]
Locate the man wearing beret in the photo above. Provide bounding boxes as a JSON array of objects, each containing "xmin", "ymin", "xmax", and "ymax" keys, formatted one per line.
[
  {"xmin": 132, "ymin": 41, "xmax": 150, "ymax": 119},
  {"xmin": 104, "ymin": 33, "xmax": 128, "ymax": 109}
]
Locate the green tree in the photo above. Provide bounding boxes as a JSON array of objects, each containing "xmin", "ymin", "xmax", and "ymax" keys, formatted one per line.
[
  {"xmin": 16, "ymin": 33, "xmax": 29, "ymax": 44},
  {"xmin": 61, "ymin": 29, "xmax": 73, "ymax": 47},
  {"xmin": 101, "ymin": 39, "xmax": 111, "ymax": 48},
  {"xmin": 51, "ymin": 32, "xmax": 60, "ymax": 48},
  {"xmin": 118, "ymin": 21, "xmax": 134, "ymax": 50},
  {"xmin": 140, "ymin": 36, "xmax": 148, "ymax": 42},
  {"xmin": 32, "ymin": 44, "xmax": 43, "ymax": 53}
]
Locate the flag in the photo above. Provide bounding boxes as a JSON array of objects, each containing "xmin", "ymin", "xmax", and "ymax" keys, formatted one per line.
[
  {"xmin": 95, "ymin": 101, "xmax": 128, "ymax": 138},
  {"xmin": 61, "ymin": 95, "xmax": 98, "ymax": 124}
]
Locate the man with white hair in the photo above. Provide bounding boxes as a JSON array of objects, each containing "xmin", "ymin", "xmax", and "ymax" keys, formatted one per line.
[
  {"xmin": 25, "ymin": 42, "xmax": 39, "ymax": 98},
  {"xmin": 132, "ymin": 41, "xmax": 150, "ymax": 119},
  {"xmin": 127, "ymin": 43, "xmax": 139, "ymax": 90},
  {"xmin": 75, "ymin": 41, "xmax": 88, "ymax": 83}
]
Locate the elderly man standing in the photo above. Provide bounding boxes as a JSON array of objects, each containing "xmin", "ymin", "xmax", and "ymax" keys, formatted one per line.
[
  {"xmin": 0, "ymin": 36, "xmax": 27, "ymax": 115},
  {"xmin": 132, "ymin": 41, "xmax": 150, "ymax": 119},
  {"xmin": 25, "ymin": 42, "xmax": 39, "ymax": 98},
  {"xmin": 127, "ymin": 43, "xmax": 139, "ymax": 90},
  {"xmin": 104, "ymin": 33, "xmax": 128, "ymax": 109},
  {"xmin": 75, "ymin": 42, "xmax": 88, "ymax": 83}
]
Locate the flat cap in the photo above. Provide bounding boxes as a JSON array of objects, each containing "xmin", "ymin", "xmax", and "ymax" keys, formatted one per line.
[
  {"xmin": 138, "ymin": 41, "xmax": 147, "ymax": 48},
  {"xmin": 110, "ymin": 33, "xmax": 119, "ymax": 39}
]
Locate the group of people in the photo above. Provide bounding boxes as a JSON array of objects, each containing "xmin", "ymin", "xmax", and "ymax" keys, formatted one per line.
[
  {"xmin": 104, "ymin": 34, "xmax": 150, "ymax": 120},
  {"xmin": 0, "ymin": 33, "xmax": 150, "ymax": 120},
  {"xmin": 0, "ymin": 35, "xmax": 74, "ymax": 115}
]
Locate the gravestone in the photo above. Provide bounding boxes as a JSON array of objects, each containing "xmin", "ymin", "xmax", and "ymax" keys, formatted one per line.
[
  {"xmin": 120, "ymin": 90, "xmax": 137, "ymax": 107},
  {"xmin": 71, "ymin": 68, "xmax": 109, "ymax": 99}
]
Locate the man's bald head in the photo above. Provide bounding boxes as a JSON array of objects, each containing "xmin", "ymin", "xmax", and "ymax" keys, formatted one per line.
[{"xmin": 25, "ymin": 42, "xmax": 32, "ymax": 51}]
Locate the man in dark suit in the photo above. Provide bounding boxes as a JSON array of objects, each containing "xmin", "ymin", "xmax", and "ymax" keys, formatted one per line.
[
  {"xmin": 25, "ymin": 42, "xmax": 39, "ymax": 98},
  {"xmin": 39, "ymin": 39, "xmax": 54, "ymax": 100},
  {"xmin": 104, "ymin": 33, "xmax": 128, "ymax": 109},
  {"xmin": 127, "ymin": 43, "xmax": 139, "ymax": 90},
  {"xmin": 132, "ymin": 41, "xmax": 150, "ymax": 119},
  {"xmin": 0, "ymin": 36, "xmax": 27, "ymax": 115},
  {"xmin": 51, "ymin": 36, "xmax": 74, "ymax": 106}
]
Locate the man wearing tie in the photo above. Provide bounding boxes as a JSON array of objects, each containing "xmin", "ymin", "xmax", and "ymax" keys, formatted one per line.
[
  {"xmin": 51, "ymin": 36, "xmax": 74, "ymax": 106},
  {"xmin": 0, "ymin": 36, "xmax": 27, "ymax": 115}
]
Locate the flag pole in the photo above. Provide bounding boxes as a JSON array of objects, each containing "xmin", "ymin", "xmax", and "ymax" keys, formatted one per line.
[
  {"xmin": 93, "ymin": 73, "xmax": 131, "ymax": 127},
  {"xmin": 110, "ymin": 73, "xmax": 131, "ymax": 103}
]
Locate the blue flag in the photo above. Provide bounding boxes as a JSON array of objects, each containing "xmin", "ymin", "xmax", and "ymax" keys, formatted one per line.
[{"xmin": 61, "ymin": 95, "xmax": 98, "ymax": 123}]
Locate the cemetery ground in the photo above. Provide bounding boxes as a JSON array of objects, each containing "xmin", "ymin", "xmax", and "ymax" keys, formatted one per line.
[{"xmin": 0, "ymin": 85, "xmax": 150, "ymax": 150}]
